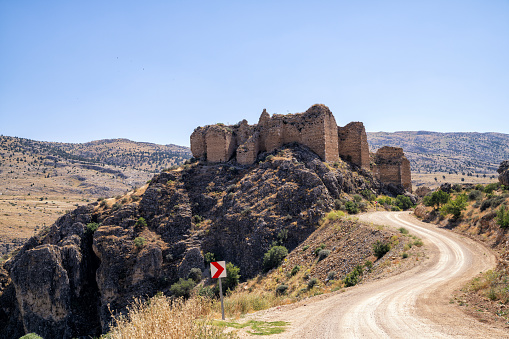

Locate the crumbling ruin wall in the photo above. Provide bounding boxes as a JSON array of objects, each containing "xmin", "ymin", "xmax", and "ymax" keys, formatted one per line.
[
  {"xmin": 374, "ymin": 146, "xmax": 412, "ymax": 192},
  {"xmin": 189, "ymin": 104, "xmax": 412, "ymax": 191},
  {"xmin": 337, "ymin": 122, "xmax": 370, "ymax": 169}
]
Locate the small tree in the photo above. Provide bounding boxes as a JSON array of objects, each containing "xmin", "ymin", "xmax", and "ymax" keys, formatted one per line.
[
  {"xmin": 441, "ymin": 194, "xmax": 468, "ymax": 220},
  {"xmin": 263, "ymin": 246, "xmax": 288, "ymax": 272},
  {"xmin": 396, "ymin": 195, "xmax": 413, "ymax": 210},
  {"xmin": 373, "ymin": 240, "xmax": 391, "ymax": 259},
  {"xmin": 497, "ymin": 205, "xmax": 509, "ymax": 228},
  {"xmin": 223, "ymin": 262, "xmax": 240, "ymax": 292},
  {"xmin": 170, "ymin": 278, "xmax": 196, "ymax": 299},
  {"xmin": 423, "ymin": 190, "xmax": 450, "ymax": 210}
]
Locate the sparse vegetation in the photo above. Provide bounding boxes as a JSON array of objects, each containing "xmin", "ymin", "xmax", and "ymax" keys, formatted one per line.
[
  {"xmin": 133, "ymin": 237, "xmax": 146, "ymax": 249},
  {"xmin": 263, "ymin": 246, "xmax": 288, "ymax": 272},
  {"xmin": 373, "ymin": 240, "xmax": 391, "ymax": 259}
]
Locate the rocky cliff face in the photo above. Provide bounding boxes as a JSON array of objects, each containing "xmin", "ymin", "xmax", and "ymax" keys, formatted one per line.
[
  {"xmin": 0, "ymin": 143, "xmax": 407, "ymax": 338},
  {"xmin": 498, "ymin": 160, "xmax": 509, "ymax": 186}
]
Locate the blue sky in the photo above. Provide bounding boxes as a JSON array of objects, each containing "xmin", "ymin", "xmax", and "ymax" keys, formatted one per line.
[{"xmin": 1, "ymin": 0, "xmax": 508, "ymax": 147}]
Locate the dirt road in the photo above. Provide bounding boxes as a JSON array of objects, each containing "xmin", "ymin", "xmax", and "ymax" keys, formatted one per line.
[{"xmin": 246, "ymin": 211, "xmax": 508, "ymax": 338}]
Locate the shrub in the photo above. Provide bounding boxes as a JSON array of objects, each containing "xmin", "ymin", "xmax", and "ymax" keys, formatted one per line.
[
  {"xmin": 413, "ymin": 239, "xmax": 424, "ymax": 247},
  {"xmin": 20, "ymin": 335, "xmax": 43, "ymax": 339},
  {"xmin": 325, "ymin": 210, "xmax": 345, "ymax": 221},
  {"xmin": 423, "ymin": 190, "xmax": 450, "ymax": 210},
  {"xmin": 291, "ymin": 265, "xmax": 300, "ymax": 276},
  {"xmin": 188, "ymin": 268, "xmax": 202, "ymax": 283},
  {"xmin": 441, "ymin": 194, "xmax": 468, "ymax": 220},
  {"xmin": 134, "ymin": 237, "xmax": 146, "ymax": 249},
  {"xmin": 263, "ymin": 246, "xmax": 288, "ymax": 272},
  {"xmin": 192, "ymin": 215, "xmax": 203, "ymax": 224},
  {"xmin": 497, "ymin": 205, "xmax": 509, "ymax": 228},
  {"xmin": 344, "ymin": 265, "xmax": 364, "ymax": 287},
  {"xmin": 170, "ymin": 278, "xmax": 196, "ymax": 299},
  {"xmin": 134, "ymin": 217, "xmax": 147, "ymax": 230},
  {"xmin": 307, "ymin": 278, "xmax": 318, "ymax": 289},
  {"xmin": 112, "ymin": 202, "xmax": 121, "ymax": 211},
  {"xmin": 396, "ymin": 195, "xmax": 413, "ymax": 210},
  {"xmin": 275, "ymin": 284, "xmax": 288, "ymax": 295},
  {"xmin": 391, "ymin": 206, "xmax": 402, "ymax": 211},
  {"xmin": 468, "ymin": 190, "xmax": 482, "ymax": 201},
  {"xmin": 334, "ymin": 199, "xmax": 345, "ymax": 211},
  {"xmin": 364, "ymin": 260, "xmax": 373, "ymax": 271},
  {"xmin": 402, "ymin": 252, "xmax": 409, "ymax": 259},
  {"xmin": 327, "ymin": 271, "xmax": 336, "ymax": 280},
  {"xmin": 86, "ymin": 222, "xmax": 100, "ymax": 234},
  {"xmin": 484, "ymin": 183, "xmax": 500, "ymax": 194},
  {"xmin": 361, "ymin": 189, "xmax": 375, "ymax": 201},
  {"xmin": 353, "ymin": 194, "xmax": 362, "ymax": 202},
  {"xmin": 224, "ymin": 262, "xmax": 241, "ymax": 292},
  {"xmin": 203, "ymin": 252, "xmax": 215, "ymax": 265},
  {"xmin": 317, "ymin": 249, "xmax": 331, "ymax": 261},
  {"xmin": 302, "ymin": 245, "xmax": 309, "ymax": 251},
  {"xmin": 345, "ymin": 201, "xmax": 359, "ymax": 214},
  {"xmin": 314, "ymin": 244, "xmax": 326, "ymax": 256},
  {"xmin": 266, "ymin": 155, "xmax": 274, "ymax": 161},
  {"xmin": 452, "ymin": 184, "xmax": 463, "ymax": 192},
  {"xmin": 373, "ymin": 240, "xmax": 391, "ymax": 259},
  {"xmin": 398, "ymin": 227, "xmax": 409, "ymax": 234}
]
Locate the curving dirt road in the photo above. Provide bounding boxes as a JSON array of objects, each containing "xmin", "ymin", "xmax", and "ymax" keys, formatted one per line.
[{"xmin": 245, "ymin": 211, "xmax": 508, "ymax": 338}]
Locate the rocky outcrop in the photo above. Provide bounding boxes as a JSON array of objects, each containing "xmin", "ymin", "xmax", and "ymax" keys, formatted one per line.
[
  {"xmin": 498, "ymin": 160, "xmax": 509, "ymax": 186},
  {"xmin": 0, "ymin": 143, "xmax": 389, "ymax": 338}
]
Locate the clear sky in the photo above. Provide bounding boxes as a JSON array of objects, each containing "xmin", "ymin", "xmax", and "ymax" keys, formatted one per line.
[{"xmin": 1, "ymin": 0, "xmax": 508, "ymax": 147}]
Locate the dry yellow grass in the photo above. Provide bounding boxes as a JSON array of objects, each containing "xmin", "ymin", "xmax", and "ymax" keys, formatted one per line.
[{"xmin": 107, "ymin": 295, "xmax": 237, "ymax": 339}]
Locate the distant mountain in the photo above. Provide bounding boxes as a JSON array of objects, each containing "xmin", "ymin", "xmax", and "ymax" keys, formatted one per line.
[{"xmin": 367, "ymin": 131, "xmax": 509, "ymax": 175}]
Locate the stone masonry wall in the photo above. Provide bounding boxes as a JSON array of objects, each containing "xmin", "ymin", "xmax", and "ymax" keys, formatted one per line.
[
  {"xmin": 190, "ymin": 104, "xmax": 412, "ymax": 190},
  {"xmin": 337, "ymin": 122, "xmax": 370, "ymax": 169},
  {"xmin": 374, "ymin": 146, "xmax": 412, "ymax": 192}
]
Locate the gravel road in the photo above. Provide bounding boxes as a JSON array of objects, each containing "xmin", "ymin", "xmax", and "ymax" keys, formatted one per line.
[{"xmin": 244, "ymin": 211, "xmax": 508, "ymax": 338}]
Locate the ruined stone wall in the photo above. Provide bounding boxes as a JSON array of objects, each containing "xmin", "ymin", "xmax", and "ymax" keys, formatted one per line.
[
  {"xmin": 337, "ymin": 122, "xmax": 370, "ymax": 169},
  {"xmin": 189, "ymin": 104, "xmax": 412, "ymax": 192},
  {"xmin": 374, "ymin": 146, "xmax": 412, "ymax": 192},
  {"xmin": 204, "ymin": 126, "xmax": 236, "ymax": 162},
  {"xmin": 190, "ymin": 128, "xmax": 206, "ymax": 159}
]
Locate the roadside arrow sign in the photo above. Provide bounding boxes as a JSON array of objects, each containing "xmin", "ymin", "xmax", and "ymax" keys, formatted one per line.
[{"xmin": 210, "ymin": 261, "xmax": 227, "ymax": 279}]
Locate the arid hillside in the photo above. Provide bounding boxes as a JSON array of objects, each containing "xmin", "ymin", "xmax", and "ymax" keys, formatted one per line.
[{"xmin": 367, "ymin": 131, "xmax": 509, "ymax": 177}]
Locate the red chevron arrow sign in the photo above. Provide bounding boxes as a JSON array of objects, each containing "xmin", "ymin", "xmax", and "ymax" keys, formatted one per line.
[{"xmin": 210, "ymin": 261, "xmax": 227, "ymax": 279}]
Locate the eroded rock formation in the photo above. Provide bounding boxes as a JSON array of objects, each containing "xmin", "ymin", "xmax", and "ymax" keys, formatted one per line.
[{"xmin": 498, "ymin": 160, "xmax": 509, "ymax": 186}]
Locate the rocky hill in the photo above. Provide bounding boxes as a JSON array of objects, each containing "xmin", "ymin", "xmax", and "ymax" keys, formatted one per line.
[
  {"xmin": 367, "ymin": 131, "xmax": 509, "ymax": 176},
  {"xmin": 0, "ymin": 135, "xmax": 192, "ymax": 197},
  {"xmin": 0, "ymin": 143, "xmax": 411, "ymax": 338}
]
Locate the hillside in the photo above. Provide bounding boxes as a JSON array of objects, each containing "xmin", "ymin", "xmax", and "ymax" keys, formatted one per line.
[
  {"xmin": 0, "ymin": 143, "xmax": 412, "ymax": 338},
  {"xmin": 367, "ymin": 131, "xmax": 509, "ymax": 176}
]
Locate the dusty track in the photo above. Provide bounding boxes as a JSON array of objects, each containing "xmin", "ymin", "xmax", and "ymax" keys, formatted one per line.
[{"xmin": 244, "ymin": 211, "xmax": 508, "ymax": 338}]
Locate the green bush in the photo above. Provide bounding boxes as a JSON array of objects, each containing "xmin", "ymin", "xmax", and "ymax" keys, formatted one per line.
[
  {"xmin": 361, "ymin": 189, "xmax": 375, "ymax": 201},
  {"xmin": 468, "ymin": 190, "xmax": 482, "ymax": 201},
  {"xmin": 398, "ymin": 227, "xmax": 409, "ymax": 234},
  {"xmin": 364, "ymin": 260, "xmax": 373, "ymax": 271},
  {"xmin": 441, "ymin": 194, "xmax": 468, "ymax": 219},
  {"xmin": 391, "ymin": 205, "xmax": 402, "ymax": 211},
  {"xmin": 263, "ymin": 246, "xmax": 288, "ymax": 272},
  {"xmin": 204, "ymin": 252, "xmax": 215, "ymax": 265},
  {"xmin": 275, "ymin": 284, "xmax": 289, "ymax": 295},
  {"xmin": 134, "ymin": 217, "xmax": 147, "ymax": 230},
  {"xmin": 344, "ymin": 264, "xmax": 364, "ymax": 287},
  {"xmin": 134, "ymin": 237, "xmax": 146, "ymax": 249},
  {"xmin": 327, "ymin": 271, "xmax": 336, "ymax": 280},
  {"xmin": 396, "ymin": 195, "xmax": 413, "ymax": 210},
  {"xmin": 402, "ymin": 252, "xmax": 409, "ymax": 259},
  {"xmin": 224, "ymin": 262, "xmax": 241, "ymax": 292},
  {"xmin": 497, "ymin": 205, "xmax": 509, "ymax": 228},
  {"xmin": 86, "ymin": 222, "xmax": 100, "ymax": 234},
  {"xmin": 373, "ymin": 240, "xmax": 391, "ymax": 259},
  {"xmin": 170, "ymin": 278, "xmax": 196, "ymax": 299},
  {"xmin": 188, "ymin": 268, "xmax": 202, "ymax": 283},
  {"xmin": 19, "ymin": 334, "xmax": 43, "ymax": 339},
  {"xmin": 314, "ymin": 244, "xmax": 326, "ymax": 256},
  {"xmin": 353, "ymin": 194, "xmax": 363, "ymax": 203},
  {"xmin": 345, "ymin": 201, "xmax": 359, "ymax": 214},
  {"xmin": 192, "ymin": 215, "xmax": 203, "ymax": 224},
  {"xmin": 484, "ymin": 183, "xmax": 500, "ymax": 194},
  {"xmin": 317, "ymin": 249, "xmax": 331, "ymax": 261},
  {"xmin": 307, "ymin": 278, "xmax": 318, "ymax": 289},
  {"xmin": 423, "ymin": 190, "xmax": 450, "ymax": 210},
  {"xmin": 291, "ymin": 265, "xmax": 300, "ymax": 276}
]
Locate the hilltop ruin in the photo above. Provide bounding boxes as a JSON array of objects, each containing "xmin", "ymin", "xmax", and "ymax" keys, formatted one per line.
[{"xmin": 191, "ymin": 104, "xmax": 412, "ymax": 192}]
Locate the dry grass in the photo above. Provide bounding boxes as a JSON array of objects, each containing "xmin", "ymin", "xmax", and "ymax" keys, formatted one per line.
[
  {"xmin": 107, "ymin": 295, "xmax": 237, "ymax": 339},
  {"xmin": 468, "ymin": 270, "xmax": 509, "ymax": 303}
]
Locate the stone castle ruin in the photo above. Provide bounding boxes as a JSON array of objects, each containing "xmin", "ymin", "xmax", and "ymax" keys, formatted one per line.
[{"xmin": 191, "ymin": 104, "xmax": 412, "ymax": 192}]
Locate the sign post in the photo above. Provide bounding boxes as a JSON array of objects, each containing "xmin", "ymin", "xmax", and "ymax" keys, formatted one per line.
[{"xmin": 210, "ymin": 261, "xmax": 227, "ymax": 320}]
